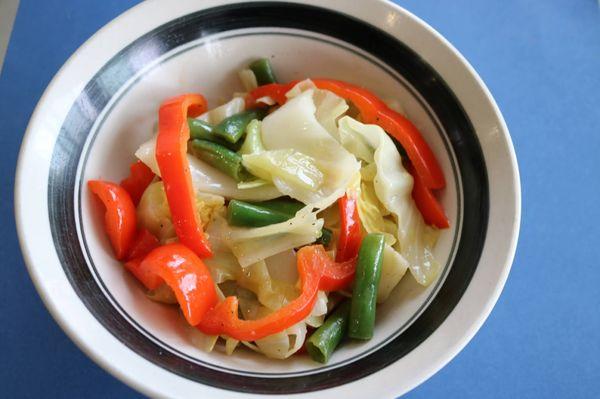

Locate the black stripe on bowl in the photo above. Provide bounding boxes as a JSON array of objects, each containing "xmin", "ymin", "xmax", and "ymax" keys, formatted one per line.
[{"xmin": 47, "ymin": 1, "xmax": 488, "ymax": 394}]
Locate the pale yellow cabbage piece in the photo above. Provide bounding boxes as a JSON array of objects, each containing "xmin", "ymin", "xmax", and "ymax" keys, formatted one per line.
[
  {"xmin": 377, "ymin": 244, "xmax": 409, "ymax": 303},
  {"xmin": 243, "ymin": 149, "xmax": 324, "ymax": 191},
  {"xmin": 256, "ymin": 87, "xmax": 360, "ymax": 209},
  {"xmin": 241, "ymin": 292, "xmax": 327, "ymax": 359},
  {"xmin": 358, "ymin": 180, "xmax": 397, "ymax": 246},
  {"xmin": 135, "ymin": 138, "xmax": 282, "ymax": 201},
  {"xmin": 238, "ymin": 69, "xmax": 258, "ymax": 92},
  {"xmin": 136, "ymin": 181, "xmax": 224, "ymax": 243},
  {"xmin": 210, "ymin": 212, "xmax": 323, "ymax": 268},
  {"xmin": 197, "ymin": 97, "xmax": 245, "ymax": 125},
  {"xmin": 337, "ymin": 116, "xmax": 440, "ymax": 286}
]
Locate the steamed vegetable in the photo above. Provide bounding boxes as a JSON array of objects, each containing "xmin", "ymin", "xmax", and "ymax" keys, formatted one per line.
[
  {"xmin": 238, "ymin": 119, "xmax": 265, "ymax": 155},
  {"xmin": 155, "ymin": 94, "xmax": 212, "ymax": 258},
  {"xmin": 197, "ymin": 96, "xmax": 245, "ymax": 125},
  {"xmin": 254, "ymin": 87, "xmax": 360, "ymax": 209},
  {"xmin": 190, "ymin": 139, "xmax": 249, "ymax": 182},
  {"xmin": 348, "ymin": 233, "xmax": 385, "ymax": 340},
  {"xmin": 88, "ymin": 180, "xmax": 137, "ymax": 260},
  {"xmin": 227, "ymin": 199, "xmax": 296, "ymax": 227},
  {"xmin": 305, "ymin": 300, "xmax": 350, "ymax": 363},
  {"xmin": 197, "ymin": 245, "xmax": 354, "ymax": 341},
  {"xmin": 377, "ymin": 244, "xmax": 409, "ymax": 303},
  {"xmin": 135, "ymin": 137, "xmax": 282, "ymax": 201},
  {"xmin": 249, "ymin": 58, "xmax": 278, "ymax": 85},
  {"xmin": 120, "ymin": 161, "xmax": 155, "ymax": 206},
  {"xmin": 337, "ymin": 116, "xmax": 440, "ymax": 286},
  {"xmin": 336, "ymin": 193, "xmax": 362, "ymax": 262},
  {"xmin": 213, "ymin": 108, "xmax": 268, "ymax": 144},
  {"xmin": 141, "ymin": 243, "xmax": 217, "ymax": 325},
  {"xmin": 210, "ymin": 210, "xmax": 323, "ymax": 267}
]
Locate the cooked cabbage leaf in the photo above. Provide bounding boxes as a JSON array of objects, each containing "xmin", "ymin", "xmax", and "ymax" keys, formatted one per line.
[
  {"xmin": 377, "ymin": 244, "xmax": 409, "ymax": 303},
  {"xmin": 197, "ymin": 97, "xmax": 245, "ymax": 125},
  {"xmin": 337, "ymin": 116, "xmax": 440, "ymax": 286},
  {"xmin": 255, "ymin": 87, "xmax": 360, "ymax": 210},
  {"xmin": 209, "ymin": 212, "xmax": 323, "ymax": 267},
  {"xmin": 135, "ymin": 138, "xmax": 282, "ymax": 201}
]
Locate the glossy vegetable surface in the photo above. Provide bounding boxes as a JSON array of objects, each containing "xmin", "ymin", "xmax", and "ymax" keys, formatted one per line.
[
  {"xmin": 156, "ymin": 94, "xmax": 212, "ymax": 258},
  {"xmin": 88, "ymin": 180, "xmax": 137, "ymax": 260},
  {"xmin": 348, "ymin": 233, "xmax": 385, "ymax": 340}
]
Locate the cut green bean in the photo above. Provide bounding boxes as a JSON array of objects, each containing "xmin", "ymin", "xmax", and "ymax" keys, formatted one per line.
[
  {"xmin": 214, "ymin": 108, "xmax": 268, "ymax": 144},
  {"xmin": 305, "ymin": 300, "xmax": 351, "ymax": 363},
  {"xmin": 249, "ymin": 58, "xmax": 278, "ymax": 85},
  {"xmin": 348, "ymin": 233, "xmax": 386, "ymax": 340},
  {"xmin": 227, "ymin": 200, "xmax": 294, "ymax": 227},
  {"xmin": 252, "ymin": 198, "xmax": 304, "ymax": 216},
  {"xmin": 188, "ymin": 118, "xmax": 241, "ymax": 151},
  {"xmin": 316, "ymin": 227, "xmax": 333, "ymax": 247},
  {"xmin": 189, "ymin": 139, "xmax": 249, "ymax": 182}
]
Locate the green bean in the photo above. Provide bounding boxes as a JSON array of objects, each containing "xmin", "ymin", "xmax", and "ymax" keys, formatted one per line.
[
  {"xmin": 348, "ymin": 233, "xmax": 385, "ymax": 340},
  {"xmin": 252, "ymin": 198, "xmax": 304, "ymax": 216},
  {"xmin": 249, "ymin": 58, "xmax": 278, "ymax": 85},
  {"xmin": 214, "ymin": 108, "xmax": 268, "ymax": 144},
  {"xmin": 189, "ymin": 139, "xmax": 249, "ymax": 182},
  {"xmin": 305, "ymin": 300, "xmax": 351, "ymax": 363},
  {"xmin": 316, "ymin": 227, "xmax": 333, "ymax": 247},
  {"xmin": 188, "ymin": 118, "xmax": 241, "ymax": 151},
  {"xmin": 227, "ymin": 200, "xmax": 293, "ymax": 227}
]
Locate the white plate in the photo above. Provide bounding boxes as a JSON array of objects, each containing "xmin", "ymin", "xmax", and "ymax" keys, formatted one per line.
[{"xmin": 14, "ymin": 1, "xmax": 520, "ymax": 397}]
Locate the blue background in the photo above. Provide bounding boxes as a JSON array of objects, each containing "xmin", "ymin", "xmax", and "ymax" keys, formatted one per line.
[{"xmin": 1, "ymin": 0, "xmax": 599, "ymax": 397}]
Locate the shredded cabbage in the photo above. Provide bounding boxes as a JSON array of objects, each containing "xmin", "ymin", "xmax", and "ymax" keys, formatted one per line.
[
  {"xmin": 135, "ymin": 138, "xmax": 282, "ymax": 201},
  {"xmin": 238, "ymin": 69, "xmax": 258, "ymax": 92},
  {"xmin": 241, "ymin": 292, "xmax": 327, "ymax": 359},
  {"xmin": 377, "ymin": 244, "xmax": 409, "ymax": 303},
  {"xmin": 256, "ymin": 87, "xmax": 360, "ymax": 209},
  {"xmin": 357, "ymin": 180, "xmax": 397, "ymax": 246},
  {"xmin": 337, "ymin": 116, "xmax": 440, "ymax": 286},
  {"xmin": 137, "ymin": 181, "xmax": 224, "ymax": 243},
  {"xmin": 243, "ymin": 149, "xmax": 324, "ymax": 191},
  {"xmin": 209, "ymin": 212, "xmax": 323, "ymax": 268},
  {"xmin": 197, "ymin": 97, "xmax": 245, "ymax": 125}
]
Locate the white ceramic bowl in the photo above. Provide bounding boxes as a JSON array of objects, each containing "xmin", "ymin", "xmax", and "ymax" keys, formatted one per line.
[{"xmin": 14, "ymin": 1, "xmax": 520, "ymax": 397}]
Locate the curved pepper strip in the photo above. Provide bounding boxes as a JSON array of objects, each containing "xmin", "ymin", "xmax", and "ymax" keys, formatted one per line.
[
  {"xmin": 120, "ymin": 160, "xmax": 155, "ymax": 206},
  {"xmin": 88, "ymin": 180, "xmax": 137, "ymax": 260},
  {"xmin": 124, "ymin": 229, "xmax": 162, "ymax": 290},
  {"xmin": 336, "ymin": 193, "xmax": 363, "ymax": 262},
  {"xmin": 156, "ymin": 94, "xmax": 213, "ymax": 258},
  {"xmin": 408, "ymin": 164, "xmax": 450, "ymax": 228},
  {"xmin": 197, "ymin": 245, "xmax": 355, "ymax": 341},
  {"xmin": 140, "ymin": 243, "xmax": 218, "ymax": 325}
]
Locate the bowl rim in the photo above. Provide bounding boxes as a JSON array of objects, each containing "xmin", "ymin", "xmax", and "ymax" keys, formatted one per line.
[{"xmin": 14, "ymin": 0, "xmax": 520, "ymax": 398}]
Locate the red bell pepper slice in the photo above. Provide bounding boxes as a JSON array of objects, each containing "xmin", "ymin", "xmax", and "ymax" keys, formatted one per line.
[
  {"xmin": 408, "ymin": 164, "xmax": 450, "ymax": 228},
  {"xmin": 124, "ymin": 257, "xmax": 163, "ymax": 291},
  {"xmin": 120, "ymin": 160, "xmax": 155, "ymax": 206},
  {"xmin": 197, "ymin": 245, "xmax": 355, "ymax": 341},
  {"xmin": 156, "ymin": 94, "xmax": 213, "ymax": 258},
  {"xmin": 88, "ymin": 180, "xmax": 137, "ymax": 260},
  {"xmin": 245, "ymin": 81, "xmax": 298, "ymax": 108},
  {"xmin": 127, "ymin": 228, "xmax": 160, "ymax": 260},
  {"xmin": 336, "ymin": 193, "xmax": 362, "ymax": 262},
  {"xmin": 124, "ymin": 229, "xmax": 162, "ymax": 290},
  {"xmin": 140, "ymin": 243, "xmax": 218, "ymax": 325}
]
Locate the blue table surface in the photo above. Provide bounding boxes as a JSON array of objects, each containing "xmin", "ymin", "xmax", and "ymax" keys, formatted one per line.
[{"xmin": 1, "ymin": 0, "xmax": 599, "ymax": 397}]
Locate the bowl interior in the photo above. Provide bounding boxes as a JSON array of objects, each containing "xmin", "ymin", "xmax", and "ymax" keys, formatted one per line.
[{"xmin": 79, "ymin": 29, "xmax": 461, "ymax": 375}]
